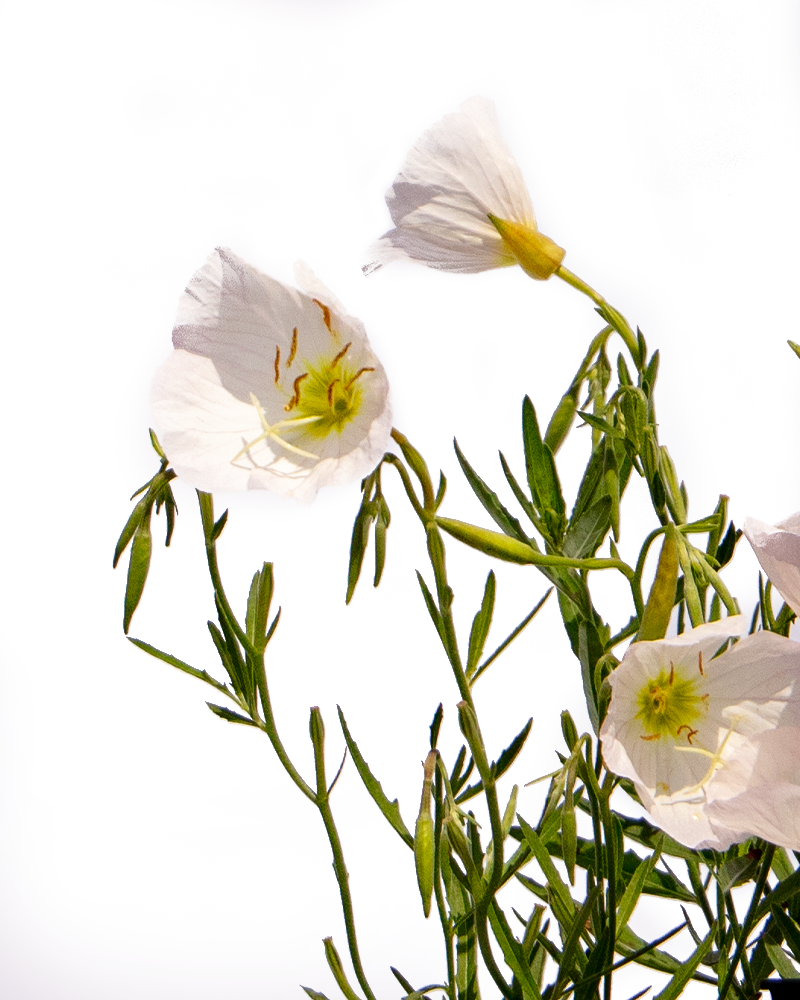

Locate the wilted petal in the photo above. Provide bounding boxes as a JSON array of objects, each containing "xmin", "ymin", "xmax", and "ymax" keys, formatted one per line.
[
  {"xmin": 364, "ymin": 97, "xmax": 563, "ymax": 277},
  {"xmin": 743, "ymin": 512, "xmax": 800, "ymax": 616},
  {"xmin": 152, "ymin": 248, "xmax": 392, "ymax": 500}
]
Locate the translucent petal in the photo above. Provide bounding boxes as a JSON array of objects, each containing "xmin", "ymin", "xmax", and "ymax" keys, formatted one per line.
[
  {"xmin": 744, "ymin": 512, "xmax": 800, "ymax": 616},
  {"xmin": 152, "ymin": 249, "xmax": 392, "ymax": 500},
  {"xmin": 364, "ymin": 97, "xmax": 538, "ymax": 274}
]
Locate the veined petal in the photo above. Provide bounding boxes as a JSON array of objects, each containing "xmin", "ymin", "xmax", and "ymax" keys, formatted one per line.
[
  {"xmin": 364, "ymin": 97, "xmax": 555, "ymax": 276},
  {"xmin": 601, "ymin": 619, "xmax": 800, "ymax": 850},
  {"xmin": 152, "ymin": 248, "xmax": 392, "ymax": 501},
  {"xmin": 744, "ymin": 512, "xmax": 800, "ymax": 616}
]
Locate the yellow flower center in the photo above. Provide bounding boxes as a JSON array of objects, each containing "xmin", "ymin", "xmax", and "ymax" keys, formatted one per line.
[{"xmin": 635, "ymin": 661, "xmax": 707, "ymax": 742}]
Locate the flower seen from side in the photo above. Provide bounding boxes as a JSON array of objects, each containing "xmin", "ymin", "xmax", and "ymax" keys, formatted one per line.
[
  {"xmin": 743, "ymin": 511, "xmax": 800, "ymax": 616},
  {"xmin": 363, "ymin": 97, "xmax": 565, "ymax": 279},
  {"xmin": 151, "ymin": 248, "xmax": 392, "ymax": 502},
  {"xmin": 600, "ymin": 617, "xmax": 800, "ymax": 851}
]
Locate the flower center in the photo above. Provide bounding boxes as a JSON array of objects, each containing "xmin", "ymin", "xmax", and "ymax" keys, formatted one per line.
[
  {"xmin": 635, "ymin": 661, "xmax": 707, "ymax": 742},
  {"xmin": 286, "ymin": 343, "xmax": 375, "ymax": 437}
]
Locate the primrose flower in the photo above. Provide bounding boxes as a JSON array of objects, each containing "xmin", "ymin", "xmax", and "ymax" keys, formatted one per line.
[
  {"xmin": 151, "ymin": 248, "xmax": 391, "ymax": 501},
  {"xmin": 601, "ymin": 618, "xmax": 800, "ymax": 850},
  {"xmin": 363, "ymin": 97, "xmax": 565, "ymax": 280},
  {"xmin": 743, "ymin": 511, "xmax": 800, "ymax": 616}
]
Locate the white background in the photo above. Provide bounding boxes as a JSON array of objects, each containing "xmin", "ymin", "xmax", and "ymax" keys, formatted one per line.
[{"xmin": 2, "ymin": 1, "xmax": 800, "ymax": 998}]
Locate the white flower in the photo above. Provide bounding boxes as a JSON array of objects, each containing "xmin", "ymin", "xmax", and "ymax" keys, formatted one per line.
[
  {"xmin": 600, "ymin": 618, "xmax": 800, "ymax": 850},
  {"xmin": 363, "ymin": 97, "xmax": 565, "ymax": 279},
  {"xmin": 151, "ymin": 248, "xmax": 392, "ymax": 502},
  {"xmin": 743, "ymin": 511, "xmax": 800, "ymax": 616}
]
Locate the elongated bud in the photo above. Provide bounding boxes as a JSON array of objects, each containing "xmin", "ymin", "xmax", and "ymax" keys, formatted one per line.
[
  {"xmin": 414, "ymin": 751, "xmax": 437, "ymax": 918},
  {"xmin": 322, "ymin": 937, "xmax": 362, "ymax": 1000},
  {"xmin": 544, "ymin": 385, "xmax": 579, "ymax": 455},
  {"xmin": 560, "ymin": 710, "xmax": 579, "ymax": 752},
  {"xmin": 659, "ymin": 446, "xmax": 687, "ymax": 526},
  {"xmin": 637, "ymin": 526, "xmax": 679, "ymax": 642},
  {"xmin": 456, "ymin": 701, "xmax": 491, "ymax": 781},
  {"xmin": 488, "ymin": 215, "xmax": 565, "ymax": 280},
  {"xmin": 444, "ymin": 814, "xmax": 474, "ymax": 872},
  {"xmin": 309, "ymin": 706, "xmax": 327, "ymax": 794},
  {"xmin": 436, "ymin": 516, "xmax": 538, "ymax": 565}
]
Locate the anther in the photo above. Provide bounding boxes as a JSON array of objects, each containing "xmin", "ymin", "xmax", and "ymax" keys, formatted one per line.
[
  {"xmin": 698, "ymin": 651, "xmax": 704, "ymax": 676},
  {"xmin": 287, "ymin": 328, "xmax": 298, "ymax": 367},
  {"xmin": 345, "ymin": 367, "xmax": 375, "ymax": 390},
  {"xmin": 313, "ymin": 299, "xmax": 332, "ymax": 332},
  {"xmin": 327, "ymin": 379, "xmax": 340, "ymax": 406},
  {"xmin": 329, "ymin": 342, "xmax": 352, "ymax": 368},
  {"xmin": 669, "ymin": 662, "xmax": 674, "ymax": 686},
  {"xmin": 640, "ymin": 733, "xmax": 661, "ymax": 741},
  {"xmin": 274, "ymin": 346, "xmax": 281, "ymax": 384},
  {"xmin": 677, "ymin": 725, "xmax": 699, "ymax": 744},
  {"xmin": 284, "ymin": 372, "xmax": 309, "ymax": 412}
]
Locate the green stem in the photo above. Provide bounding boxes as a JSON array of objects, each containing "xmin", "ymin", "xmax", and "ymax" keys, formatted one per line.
[
  {"xmin": 253, "ymin": 657, "xmax": 316, "ymax": 802},
  {"xmin": 555, "ymin": 265, "xmax": 641, "ymax": 365},
  {"xmin": 718, "ymin": 844, "xmax": 775, "ymax": 1000},
  {"xmin": 312, "ymin": 717, "xmax": 378, "ymax": 1000}
]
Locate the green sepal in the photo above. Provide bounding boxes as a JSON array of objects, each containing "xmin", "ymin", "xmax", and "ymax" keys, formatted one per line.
[
  {"xmin": 123, "ymin": 515, "xmax": 153, "ymax": 634},
  {"xmin": 337, "ymin": 707, "xmax": 413, "ymax": 848},
  {"xmin": 206, "ymin": 702, "xmax": 257, "ymax": 726},
  {"xmin": 466, "ymin": 571, "xmax": 496, "ymax": 678}
]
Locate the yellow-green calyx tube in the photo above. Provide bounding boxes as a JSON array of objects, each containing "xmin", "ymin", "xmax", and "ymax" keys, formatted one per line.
[
  {"xmin": 488, "ymin": 214, "xmax": 566, "ymax": 280},
  {"xmin": 414, "ymin": 751, "xmax": 436, "ymax": 919}
]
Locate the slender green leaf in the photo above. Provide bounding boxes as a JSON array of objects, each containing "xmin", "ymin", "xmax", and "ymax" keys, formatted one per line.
[
  {"xmin": 616, "ymin": 845, "xmax": 661, "ymax": 936},
  {"xmin": 322, "ymin": 937, "xmax": 363, "ymax": 1000},
  {"xmin": 522, "ymin": 396, "xmax": 565, "ymax": 525},
  {"xmin": 756, "ymin": 869, "xmax": 800, "ymax": 921},
  {"xmin": 206, "ymin": 702, "xmax": 257, "ymax": 726},
  {"xmin": 126, "ymin": 638, "xmax": 233, "ymax": 698},
  {"xmin": 123, "ymin": 517, "xmax": 153, "ymax": 634},
  {"xmin": 473, "ymin": 590, "xmax": 551, "ymax": 684},
  {"xmin": 651, "ymin": 923, "xmax": 716, "ymax": 1000},
  {"xmin": 337, "ymin": 707, "xmax": 413, "ymax": 848},
  {"xmin": 493, "ymin": 718, "xmax": 533, "ymax": 780},
  {"xmin": 211, "ymin": 509, "xmax": 228, "ymax": 542},
  {"xmin": 563, "ymin": 496, "xmax": 613, "ymax": 559},
  {"xmin": 770, "ymin": 903, "xmax": 800, "ymax": 963},
  {"xmin": 416, "ymin": 572, "xmax": 447, "ymax": 649},
  {"xmin": 345, "ymin": 499, "xmax": 376, "ymax": 604},
  {"xmin": 454, "ymin": 439, "xmax": 529, "ymax": 543},
  {"xmin": 301, "ymin": 988, "xmax": 333, "ymax": 1000},
  {"xmin": 765, "ymin": 942, "xmax": 799, "ymax": 979},
  {"xmin": 486, "ymin": 902, "xmax": 543, "ymax": 1000},
  {"xmin": 113, "ymin": 494, "xmax": 149, "ymax": 567},
  {"xmin": 466, "ymin": 571, "xmax": 496, "ymax": 677}
]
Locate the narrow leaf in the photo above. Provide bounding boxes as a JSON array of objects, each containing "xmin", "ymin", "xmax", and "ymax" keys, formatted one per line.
[
  {"xmin": 123, "ymin": 517, "xmax": 153, "ymax": 634},
  {"xmin": 127, "ymin": 638, "xmax": 233, "ymax": 697},
  {"xmin": 337, "ymin": 707, "xmax": 413, "ymax": 848},
  {"xmin": 454, "ymin": 439, "xmax": 529, "ymax": 542},
  {"xmin": 493, "ymin": 718, "xmax": 533, "ymax": 780},
  {"xmin": 206, "ymin": 702, "xmax": 257, "ymax": 726},
  {"xmin": 466, "ymin": 571, "xmax": 496, "ymax": 677}
]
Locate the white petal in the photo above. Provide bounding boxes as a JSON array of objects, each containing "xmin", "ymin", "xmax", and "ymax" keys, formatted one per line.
[
  {"xmin": 153, "ymin": 250, "xmax": 392, "ymax": 499},
  {"xmin": 744, "ymin": 513, "xmax": 800, "ymax": 615},
  {"xmin": 364, "ymin": 97, "xmax": 536, "ymax": 274},
  {"xmin": 151, "ymin": 350, "xmax": 267, "ymax": 492}
]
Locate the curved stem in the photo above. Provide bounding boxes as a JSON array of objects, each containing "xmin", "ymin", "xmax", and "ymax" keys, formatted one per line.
[
  {"xmin": 555, "ymin": 265, "xmax": 641, "ymax": 365},
  {"xmin": 253, "ymin": 659, "xmax": 316, "ymax": 802}
]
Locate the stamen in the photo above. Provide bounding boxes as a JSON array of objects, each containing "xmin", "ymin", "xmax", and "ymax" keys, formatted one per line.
[
  {"xmin": 274, "ymin": 346, "xmax": 281, "ymax": 384},
  {"xmin": 677, "ymin": 725, "xmax": 699, "ymax": 744},
  {"xmin": 313, "ymin": 298, "xmax": 332, "ymax": 332},
  {"xmin": 284, "ymin": 372, "xmax": 309, "ymax": 412},
  {"xmin": 327, "ymin": 379, "xmax": 340, "ymax": 406},
  {"xmin": 345, "ymin": 366, "xmax": 375, "ymax": 390},
  {"xmin": 329, "ymin": 342, "xmax": 352, "ymax": 368},
  {"xmin": 640, "ymin": 733, "xmax": 662, "ymax": 741},
  {"xmin": 287, "ymin": 328, "xmax": 298, "ymax": 367},
  {"xmin": 698, "ymin": 651, "xmax": 704, "ymax": 676},
  {"xmin": 673, "ymin": 726, "xmax": 736, "ymax": 794},
  {"xmin": 230, "ymin": 393, "xmax": 322, "ymax": 463},
  {"xmin": 669, "ymin": 662, "xmax": 674, "ymax": 686}
]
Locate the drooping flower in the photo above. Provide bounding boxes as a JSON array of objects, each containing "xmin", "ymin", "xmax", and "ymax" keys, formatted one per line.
[
  {"xmin": 151, "ymin": 248, "xmax": 392, "ymax": 501},
  {"xmin": 600, "ymin": 617, "xmax": 800, "ymax": 850},
  {"xmin": 363, "ymin": 97, "xmax": 565, "ymax": 279},
  {"xmin": 743, "ymin": 511, "xmax": 800, "ymax": 616}
]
